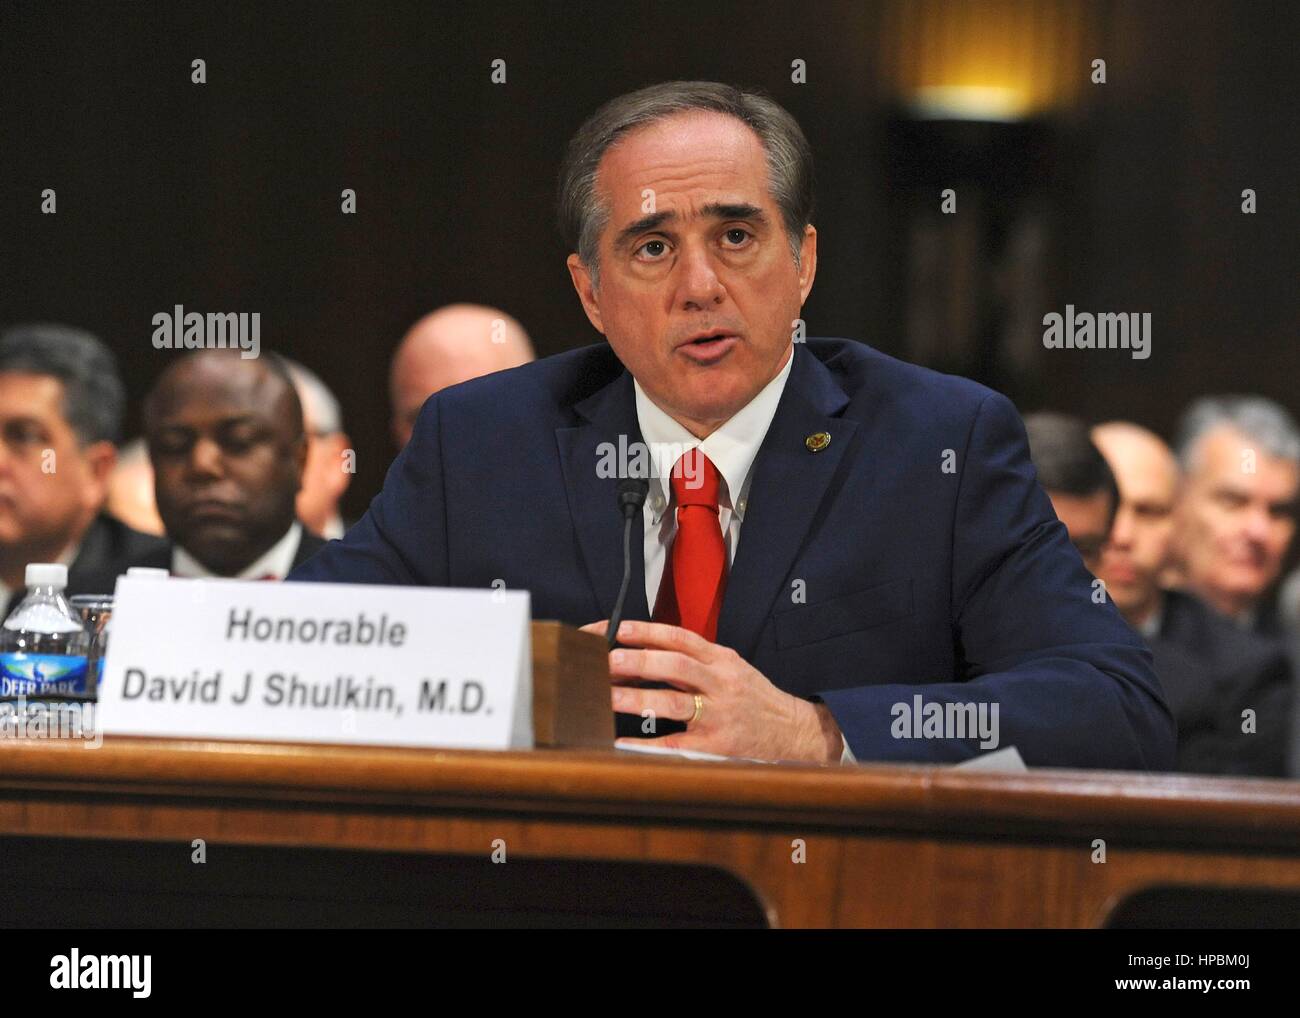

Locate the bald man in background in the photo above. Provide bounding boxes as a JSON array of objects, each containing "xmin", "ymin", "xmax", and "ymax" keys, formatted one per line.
[
  {"xmin": 389, "ymin": 304, "xmax": 534, "ymax": 449},
  {"xmin": 1092, "ymin": 423, "xmax": 1181, "ymax": 629},
  {"xmin": 124, "ymin": 356, "xmax": 357, "ymax": 542},
  {"xmin": 135, "ymin": 350, "xmax": 324, "ymax": 580},
  {"xmin": 1093, "ymin": 421, "xmax": 1292, "ymax": 776}
]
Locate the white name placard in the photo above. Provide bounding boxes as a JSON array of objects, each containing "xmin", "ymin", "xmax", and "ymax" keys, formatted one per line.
[{"xmin": 97, "ymin": 577, "xmax": 532, "ymax": 750}]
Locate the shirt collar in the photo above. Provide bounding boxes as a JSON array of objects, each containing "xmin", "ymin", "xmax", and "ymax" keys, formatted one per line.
[
  {"xmin": 633, "ymin": 346, "xmax": 795, "ymax": 525},
  {"xmin": 172, "ymin": 522, "xmax": 303, "ymax": 580},
  {"xmin": 1136, "ymin": 594, "xmax": 1165, "ymax": 638},
  {"xmin": 57, "ymin": 537, "xmax": 82, "ymax": 569}
]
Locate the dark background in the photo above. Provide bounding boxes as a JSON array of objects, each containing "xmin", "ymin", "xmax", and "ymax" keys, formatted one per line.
[{"xmin": 1, "ymin": 0, "xmax": 1296, "ymax": 520}]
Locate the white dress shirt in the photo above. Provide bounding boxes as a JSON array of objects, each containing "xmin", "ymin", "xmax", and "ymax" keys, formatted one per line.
[
  {"xmin": 171, "ymin": 522, "xmax": 304, "ymax": 581},
  {"xmin": 1136, "ymin": 597, "xmax": 1165, "ymax": 639},
  {"xmin": 632, "ymin": 347, "xmax": 855, "ymax": 764}
]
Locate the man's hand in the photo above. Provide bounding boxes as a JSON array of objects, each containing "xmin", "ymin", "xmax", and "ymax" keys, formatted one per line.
[{"xmin": 578, "ymin": 619, "xmax": 843, "ymax": 764}]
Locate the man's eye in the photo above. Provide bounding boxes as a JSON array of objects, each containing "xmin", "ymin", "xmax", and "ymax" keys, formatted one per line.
[
  {"xmin": 635, "ymin": 239, "xmax": 668, "ymax": 259},
  {"xmin": 723, "ymin": 228, "xmax": 751, "ymax": 246},
  {"xmin": 152, "ymin": 432, "xmax": 192, "ymax": 456},
  {"xmin": 8, "ymin": 425, "xmax": 43, "ymax": 446},
  {"xmin": 221, "ymin": 433, "xmax": 257, "ymax": 454}
]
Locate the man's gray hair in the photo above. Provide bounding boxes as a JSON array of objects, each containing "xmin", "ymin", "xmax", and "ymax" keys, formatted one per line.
[
  {"xmin": 283, "ymin": 356, "xmax": 343, "ymax": 435},
  {"xmin": 556, "ymin": 80, "xmax": 815, "ymax": 287},
  {"xmin": 0, "ymin": 322, "xmax": 124, "ymax": 446},
  {"xmin": 1175, "ymin": 395, "xmax": 1300, "ymax": 470}
]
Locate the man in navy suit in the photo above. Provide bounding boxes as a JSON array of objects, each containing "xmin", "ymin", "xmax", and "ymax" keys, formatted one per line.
[{"xmin": 291, "ymin": 81, "xmax": 1175, "ymax": 770}]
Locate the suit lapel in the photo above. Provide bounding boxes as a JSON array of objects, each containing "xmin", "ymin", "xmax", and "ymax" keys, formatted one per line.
[
  {"xmin": 66, "ymin": 515, "xmax": 111, "ymax": 591},
  {"xmin": 555, "ymin": 344, "xmax": 856, "ymax": 645},
  {"xmin": 716, "ymin": 345, "xmax": 857, "ymax": 660},
  {"xmin": 555, "ymin": 369, "xmax": 652, "ymax": 625}
]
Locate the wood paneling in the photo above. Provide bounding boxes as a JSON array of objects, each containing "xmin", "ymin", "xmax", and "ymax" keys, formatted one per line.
[{"xmin": 2, "ymin": 737, "xmax": 1298, "ymax": 926}]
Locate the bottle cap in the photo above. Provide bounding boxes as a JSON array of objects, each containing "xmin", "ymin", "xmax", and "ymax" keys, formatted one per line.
[
  {"xmin": 126, "ymin": 567, "xmax": 170, "ymax": 579},
  {"xmin": 26, "ymin": 563, "xmax": 68, "ymax": 588}
]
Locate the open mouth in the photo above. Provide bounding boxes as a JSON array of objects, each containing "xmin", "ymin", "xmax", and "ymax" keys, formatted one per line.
[{"xmin": 679, "ymin": 331, "xmax": 739, "ymax": 362}]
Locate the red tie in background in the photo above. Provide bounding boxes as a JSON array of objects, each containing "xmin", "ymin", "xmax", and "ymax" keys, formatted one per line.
[{"xmin": 652, "ymin": 448, "xmax": 727, "ymax": 641}]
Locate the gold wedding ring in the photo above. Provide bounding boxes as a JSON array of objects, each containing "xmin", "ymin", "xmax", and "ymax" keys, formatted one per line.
[{"xmin": 689, "ymin": 694, "xmax": 705, "ymax": 725}]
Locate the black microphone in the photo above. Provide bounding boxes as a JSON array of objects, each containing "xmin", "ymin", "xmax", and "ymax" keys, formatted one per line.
[{"xmin": 605, "ymin": 478, "xmax": 649, "ymax": 648}]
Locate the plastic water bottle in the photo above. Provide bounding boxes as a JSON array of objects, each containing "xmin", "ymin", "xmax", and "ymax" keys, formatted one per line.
[{"xmin": 0, "ymin": 563, "xmax": 92, "ymax": 702}]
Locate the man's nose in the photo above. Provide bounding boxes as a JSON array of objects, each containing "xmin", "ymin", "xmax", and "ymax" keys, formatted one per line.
[
  {"xmin": 1108, "ymin": 508, "xmax": 1135, "ymax": 548},
  {"xmin": 676, "ymin": 243, "xmax": 726, "ymax": 309},
  {"xmin": 1242, "ymin": 504, "xmax": 1272, "ymax": 544},
  {"xmin": 187, "ymin": 436, "xmax": 225, "ymax": 479}
]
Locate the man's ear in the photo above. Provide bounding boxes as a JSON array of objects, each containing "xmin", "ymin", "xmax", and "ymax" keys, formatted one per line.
[
  {"xmin": 797, "ymin": 225, "xmax": 818, "ymax": 306},
  {"xmin": 566, "ymin": 254, "xmax": 605, "ymax": 335},
  {"xmin": 82, "ymin": 441, "xmax": 118, "ymax": 511}
]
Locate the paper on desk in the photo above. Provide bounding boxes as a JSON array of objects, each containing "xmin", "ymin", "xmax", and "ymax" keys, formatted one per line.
[
  {"xmin": 613, "ymin": 740, "xmax": 773, "ymax": 764},
  {"xmin": 952, "ymin": 746, "xmax": 1027, "ymax": 772},
  {"xmin": 614, "ymin": 742, "xmax": 1027, "ymax": 770}
]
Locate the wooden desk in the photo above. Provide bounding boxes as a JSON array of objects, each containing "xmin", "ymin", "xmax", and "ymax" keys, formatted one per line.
[{"xmin": 1, "ymin": 736, "xmax": 1298, "ymax": 927}]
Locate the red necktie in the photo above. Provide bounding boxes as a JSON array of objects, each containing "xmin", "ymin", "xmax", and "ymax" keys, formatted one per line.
[{"xmin": 652, "ymin": 448, "xmax": 727, "ymax": 641}]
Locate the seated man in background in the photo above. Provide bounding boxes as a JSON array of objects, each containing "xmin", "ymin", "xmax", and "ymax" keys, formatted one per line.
[
  {"xmin": 1022, "ymin": 413, "xmax": 1118, "ymax": 576},
  {"xmin": 389, "ymin": 303, "xmax": 534, "ymax": 450},
  {"xmin": 284, "ymin": 357, "xmax": 353, "ymax": 540},
  {"xmin": 1093, "ymin": 421, "xmax": 1292, "ymax": 777},
  {"xmin": 0, "ymin": 323, "xmax": 167, "ymax": 613},
  {"xmin": 135, "ymin": 349, "xmax": 323, "ymax": 580},
  {"xmin": 1172, "ymin": 396, "xmax": 1300, "ymax": 636}
]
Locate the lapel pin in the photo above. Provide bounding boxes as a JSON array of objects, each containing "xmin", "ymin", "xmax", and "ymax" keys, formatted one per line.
[{"xmin": 805, "ymin": 431, "xmax": 831, "ymax": 452}]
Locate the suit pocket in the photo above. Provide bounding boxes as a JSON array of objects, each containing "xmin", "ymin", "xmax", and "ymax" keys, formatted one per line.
[{"xmin": 773, "ymin": 577, "xmax": 915, "ymax": 650}]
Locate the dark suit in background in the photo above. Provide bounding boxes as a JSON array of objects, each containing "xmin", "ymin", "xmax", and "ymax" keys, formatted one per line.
[
  {"xmin": 126, "ymin": 526, "xmax": 325, "ymax": 577},
  {"xmin": 3, "ymin": 513, "xmax": 169, "ymax": 617},
  {"xmin": 1244, "ymin": 593, "xmax": 1300, "ymax": 776},
  {"xmin": 1149, "ymin": 589, "xmax": 1293, "ymax": 777}
]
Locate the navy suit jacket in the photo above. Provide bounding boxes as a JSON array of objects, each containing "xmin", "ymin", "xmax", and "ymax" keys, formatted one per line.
[{"xmin": 290, "ymin": 338, "xmax": 1176, "ymax": 770}]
